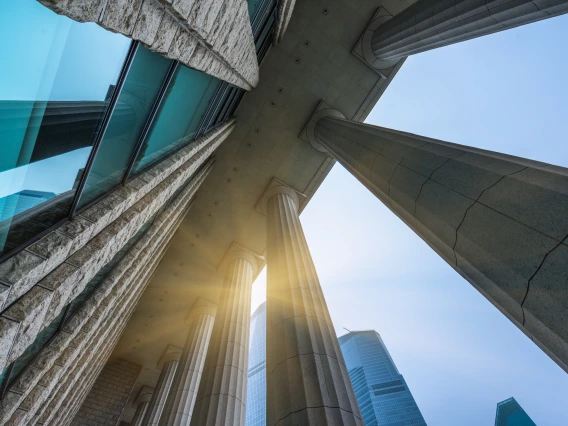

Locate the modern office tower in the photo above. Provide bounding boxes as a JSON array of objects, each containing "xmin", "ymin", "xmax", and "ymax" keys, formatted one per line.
[
  {"xmin": 339, "ymin": 331, "xmax": 426, "ymax": 426},
  {"xmin": 245, "ymin": 303, "xmax": 267, "ymax": 426},
  {"xmin": 1, "ymin": 0, "xmax": 567, "ymax": 425},
  {"xmin": 495, "ymin": 398, "xmax": 537, "ymax": 426},
  {"xmin": 0, "ymin": 190, "xmax": 56, "ymax": 221}
]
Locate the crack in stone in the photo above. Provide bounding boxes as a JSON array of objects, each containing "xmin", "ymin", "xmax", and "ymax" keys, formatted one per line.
[
  {"xmin": 275, "ymin": 405, "xmax": 363, "ymax": 425},
  {"xmin": 520, "ymin": 232, "xmax": 568, "ymax": 326},
  {"xmin": 452, "ymin": 166, "xmax": 529, "ymax": 254},
  {"xmin": 412, "ymin": 151, "xmax": 467, "ymax": 217},
  {"xmin": 267, "ymin": 350, "xmax": 344, "ymax": 375}
]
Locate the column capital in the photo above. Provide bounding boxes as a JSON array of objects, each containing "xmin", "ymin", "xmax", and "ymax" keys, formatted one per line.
[
  {"xmin": 134, "ymin": 386, "xmax": 154, "ymax": 406},
  {"xmin": 255, "ymin": 177, "xmax": 306, "ymax": 216},
  {"xmin": 157, "ymin": 344, "xmax": 182, "ymax": 370},
  {"xmin": 218, "ymin": 242, "xmax": 264, "ymax": 276},
  {"xmin": 352, "ymin": 7, "xmax": 401, "ymax": 72},
  {"xmin": 299, "ymin": 101, "xmax": 345, "ymax": 155},
  {"xmin": 185, "ymin": 297, "xmax": 217, "ymax": 323}
]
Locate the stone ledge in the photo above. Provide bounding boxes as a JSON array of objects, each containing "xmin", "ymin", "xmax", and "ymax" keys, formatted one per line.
[{"xmin": 0, "ymin": 161, "xmax": 212, "ymax": 425}]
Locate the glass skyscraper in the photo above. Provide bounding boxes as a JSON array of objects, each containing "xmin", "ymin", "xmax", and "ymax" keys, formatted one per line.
[
  {"xmin": 495, "ymin": 397, "xmax": 537, "ymax": 426},
  {"xmin": 339, "ymin": 330, "xmax": 427, "ymax": 426},
  {"xmin": 245, "ymin": 302, "xmax": 266, "ymax": 426}
]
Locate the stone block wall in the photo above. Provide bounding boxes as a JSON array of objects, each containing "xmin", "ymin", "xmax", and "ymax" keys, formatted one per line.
[
  {"xmin": 1, "ymin": 161, "xmax": 212, "ymax": 425},
  {"xmin": 70, "ymin": 358, "xmax": 142, "ymax": 426},
  {"xmin": 0, "ymin": 119, "xmax": 231, "ymax": 425},
  {"xmin": 36, "ymin": 0, "xmax": 259, "ymax": 90},
  {"xmin": 0, "ymin": 122, "xmax": 233, "ymax": 383}
]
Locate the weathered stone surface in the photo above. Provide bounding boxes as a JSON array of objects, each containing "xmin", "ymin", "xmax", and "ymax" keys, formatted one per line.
[
  {"xmin": 313, "ymin": 114, "xmax": 568, "ymax": 373},
  {"xmin": 0, "ymin": 158, "xmax": 217, "ymax": 425},
  {"xmin": 159, "ymin": 299, "xmax": 216, "ymax": 426},
  {"xmin": 100, "ymin": 0, "xmax": 144, "ymax": 35},
  {"xmin": 133, "ymin": 0, "xmax": 166, "ymax": 46},
  {"xmin": 0, "ymin": 123, "xmax": 233, "ymax": 379},
  {"xmin": 71, "ymin": 357, "xmax": 142, "ymax": 426},
  {"xmin": 0, "ymin": 317, "xmax": 19, "ymax": 373},
  {"xmin": 57, "ymin": 216, "xmax": 97, "ymax": 256},
  {"xmin": 371, "ymin": 0, "xmax": 568, "ymax": 60},
  {"xmin": 38, "ymin": 263, "xmax": 84, "ymax": 328},
  {"xmin": 0, "ymin": 251, "xmax": 45, "ymax": 309},
  {"xmin": 26, "ymin": 231, "xmax": 73, "ymax": 274},
  {"xmin": 39, "ymin": 0, "xmax": 259, "ymax": 89},
  {"xmin": 191, "ymin": 245, "xmax": 262, "ymax": 426},
  {"xmin": 264, "ymin": 182, "xmax": 363, "ymax": 426},
  {"xmin": 523, "ymin": 242, "xmax": 568, "ymax": 372},
  {"xmin": 2, "ymin": 286, "xmax": 54, "ymax": 366},
  {"xmin": 143, "ymin": 347, "xmax": 180, "ymax": 425},
  {"xmin": 151, "ymin": 13, "xmax": 180, "ymax": 53}
]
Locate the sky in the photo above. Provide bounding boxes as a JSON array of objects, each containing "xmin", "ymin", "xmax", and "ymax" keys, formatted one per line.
[{"xmin": 251, "ymin": 14, "xmax": 568, "ymax": 426}]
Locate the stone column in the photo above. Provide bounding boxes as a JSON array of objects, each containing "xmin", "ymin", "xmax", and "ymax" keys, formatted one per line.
[
  {"xmin": 132, "ymin": 386, "xmax": 154, "ymax": 426},
  {"xmin": 371, "ymin": 0, "xmax": 568, "ymax": 61},
  {"xmin": 304, "ymin": 105, "xmax": 568, "ymax": 373},
  {"xmin": 190, "ymin": 243, "xmax": 263, "ymax": 426},
  {"xmin": 256, "ymin": 178, "xmax": 363, "ymax": 426},
  {"xmin": 159, "ymin": 298, "xmax": 217, "ymax": 426},
  {"xmin": 142, "ymin": 346, "xmax": 182, "ymax": 425}
]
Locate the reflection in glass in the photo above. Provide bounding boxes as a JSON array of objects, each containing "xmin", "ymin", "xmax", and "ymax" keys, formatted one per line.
[
  {"xmin": 131, "ymin": 66, "xmax": 221, "ymax": 175},
  {"xmin": 248, "ymin": 0, "xmax": 265, "ymax": 21},
  {"xmin": 77, "ymin": 47, "xmax": 173, "ymax": 209},
  {"xmin": 0, "ymin": 0, "xmax": 130, "ymax": 256}
]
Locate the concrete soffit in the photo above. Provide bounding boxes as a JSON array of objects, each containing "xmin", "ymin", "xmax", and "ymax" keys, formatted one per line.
[
  {"xmin": 352, "ymin": 7, "xmax": 401, "ymax": 75},
  {"xmin": 299, "ymin": 101, "xmax": 345, "ymax": 154}
]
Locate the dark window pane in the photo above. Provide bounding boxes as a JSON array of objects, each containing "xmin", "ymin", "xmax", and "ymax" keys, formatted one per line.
[
  {"xmin": 0, "ymin": 0, "xmax": 130, "ymax": 256},
  {"xmin": 248, "ymin": 0, "xmax": 265, "ymax": 21},
  {"xmin": 77, "ymin": 47, "xmax": 172, "ymax": 209},
  {"xmin": 130, "ymin": 66, "xmax": 221, "ymax": 175}
]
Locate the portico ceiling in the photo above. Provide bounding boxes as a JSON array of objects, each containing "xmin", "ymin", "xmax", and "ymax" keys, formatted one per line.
[{"xmin": 112, "ymin": 0, "xmax": 417, "ymax": 420}]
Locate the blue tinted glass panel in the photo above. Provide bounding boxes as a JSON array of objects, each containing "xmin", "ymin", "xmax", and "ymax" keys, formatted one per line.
[
  {"xmin": 0, "ymin": 0, "xmax": 130, "ymax": 256},
  {"xmin": 339, "ymin": 331, "xmax": 427, "ymax": 426},
  {"xmin": 131, "ymin": 66, "xmax": 221, "ymax": 175},
  {"xmin": 248, "ymin": 0, "xmax": 264, "ymax": 21},
  {"xmin": 77, "ymin": 46, "xmax": 172, "ymax": 208}
]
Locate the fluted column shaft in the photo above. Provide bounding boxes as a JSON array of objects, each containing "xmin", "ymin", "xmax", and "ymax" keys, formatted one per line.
[
  {"xmin": 132, "ymin": 401, "xmax": 151, "ymax": 426},
  {"xmin": 265, "ymin": 189, "xmax": 363, "ymax": 426},
  {"xmin": 143, "ymin": 358, "xmax": 179, "ymax": 425},
  {"xmin": 159, "ymin": 301, "xmax": 217, "ymax": 426},
  {"xmin": 372, "ymin": 0, "xmax": 568, "ymax": 61},
  {"xmin": 190, "ymin": 258, "xmax": 254, "ymax": 426},
  {"xmin": 314, "ymin": 115, "xmax": 568, "ymax": 373}
]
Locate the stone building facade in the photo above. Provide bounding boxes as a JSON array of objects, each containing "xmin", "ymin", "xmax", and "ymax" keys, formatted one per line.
[{"xmin": 0, "ymin": 0, "xmax": 567, "ymax": 425}]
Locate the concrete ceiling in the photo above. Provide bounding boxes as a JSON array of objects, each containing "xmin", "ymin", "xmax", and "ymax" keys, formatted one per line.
[{"xmin": 112, "ymin": 0, "xmax": 416, "ymax": 420}]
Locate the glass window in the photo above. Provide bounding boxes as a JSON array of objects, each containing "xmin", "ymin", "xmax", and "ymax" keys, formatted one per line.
[
  {"xmin": 77, "ymin": 47, "xmax": 173, "ymax": 209},
  {"xmin": 0, "ymin": 0, "xmax": 130, "ymax": 257},
  {"xmin": 130, "ymin": 66, "xmax": 221, "ymax": 175},
  {"xmin": 248, "ymin": 0, "xmax": 265, "ymax": 22}
]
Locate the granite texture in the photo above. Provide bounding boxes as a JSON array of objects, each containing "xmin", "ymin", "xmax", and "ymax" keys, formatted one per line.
[
  {"xmin": 37, "ymin": 0, "xmax": 259, "ymax": 89},
  {"xmin": 313, "ymin": 114, "xmax": 568, "ymax": 374}
]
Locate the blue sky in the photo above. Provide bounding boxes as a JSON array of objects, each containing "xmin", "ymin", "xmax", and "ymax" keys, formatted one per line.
[{"xmin": 251, "ymin": 14, "xmax": 568, "ymax": 425}]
